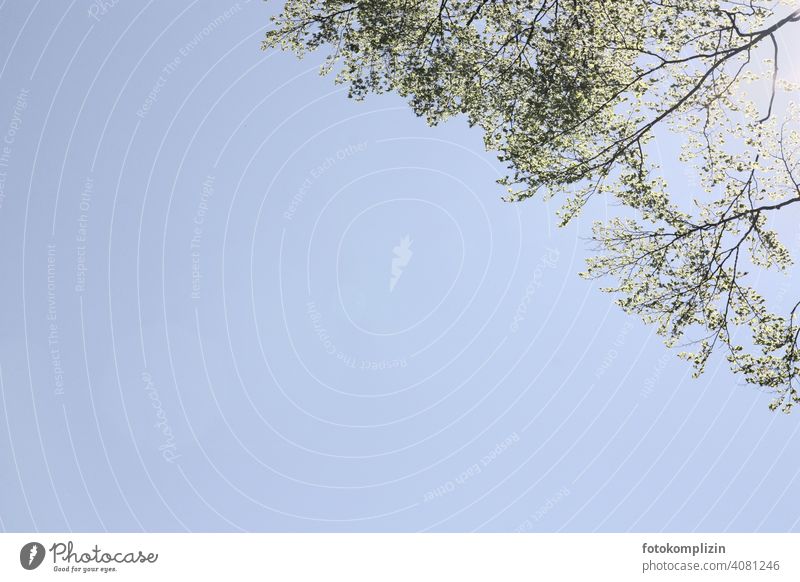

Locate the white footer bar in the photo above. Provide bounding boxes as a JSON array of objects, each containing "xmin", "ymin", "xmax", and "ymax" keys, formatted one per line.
[{"xmin": 1, "ymin": 533, "xmax": 796, "ymax": 581}]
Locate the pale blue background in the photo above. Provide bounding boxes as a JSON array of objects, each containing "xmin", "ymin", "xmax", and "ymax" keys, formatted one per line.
[{"xmin": 0, "ymin": 0, "xmax": 798, "ymax": 532}]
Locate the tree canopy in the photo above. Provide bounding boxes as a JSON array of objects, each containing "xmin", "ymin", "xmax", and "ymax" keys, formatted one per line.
[{"xmin": 264, "ymin": 0, "xmax": 800, "ymax": 412}]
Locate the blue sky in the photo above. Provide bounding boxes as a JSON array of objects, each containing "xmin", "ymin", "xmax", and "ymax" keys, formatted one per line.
[{"xmin": 0, "ymin": 0, "xmax": 799, "ymax": 532}]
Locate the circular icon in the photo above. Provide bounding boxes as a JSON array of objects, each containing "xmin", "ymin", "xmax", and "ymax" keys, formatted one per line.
[{"xmin": 20, "ymin": 542, "xmax": 45, "ymax": 570}]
